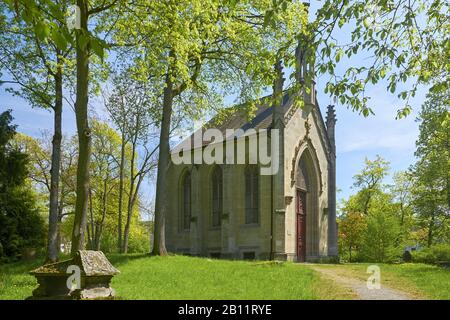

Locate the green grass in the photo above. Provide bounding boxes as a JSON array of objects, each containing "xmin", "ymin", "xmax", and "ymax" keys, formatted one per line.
[
  {"xmin": 0, "ymin": 254, "xmax": 351, "ymax": 300},
  {"xmin": 0, "ymin": 259, "xmax": 43, "ymax": 300},
  {"xmin": 310, "ymin": 263, "xmax": 450, "ymax": 300},
  {"xmin": 2, "ymin": 255, "xmax": 447, "ymax": 300},
  {"xmin": 108, "ymin": 254, "xmax": 352, "ymax": 299}
]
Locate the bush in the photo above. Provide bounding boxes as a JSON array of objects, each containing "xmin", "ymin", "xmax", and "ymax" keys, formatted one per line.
[
  {"xmin": 412, "ymin": 244, "xmax": 450, "ymax": 264},
  {"xmin": 0, "ymin": 110, "xmax": 46, "ymax": 262},
  {"xmin": 126, "ymin": 223, "xmax": 150, "ymax": 253},
  {"xmin": 0, "ymin": 187, "xmax": 46, "ymax": 262},
  {"xmin": 359, "ymin": 211, "xmax": 403, "ymax": 263}
]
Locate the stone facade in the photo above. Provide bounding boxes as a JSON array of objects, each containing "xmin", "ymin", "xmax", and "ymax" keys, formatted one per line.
[{"xmin": 165, "ymin": 90, "xmax": 338, "ymax": 262}]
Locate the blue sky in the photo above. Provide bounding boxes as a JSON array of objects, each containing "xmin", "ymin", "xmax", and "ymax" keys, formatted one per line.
[
  {"xmin": 322, "ymin": 85, "xmax": 423, "ymax": 203},
  {"xmin": 0, "ymin": 1, "xmax": 426, "ymax": 209}
]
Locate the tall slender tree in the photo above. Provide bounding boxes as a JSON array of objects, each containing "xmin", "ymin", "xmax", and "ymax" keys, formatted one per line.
[
  {"xmin": 0, "ymin": 0, "xmax": 73, "ymax": 262},
  {"xmin": 352, "ymin": 155, "xmax": 390, "ymax": 215},
  {"xmin": 104, "ymin": 73, "xmax": 159, "ymax": 253},
  {"xmin": 70, "ymin": 0, "xmax": 122, "ymax": 255},
  {"xmin": 410, "ymin": 91, "xmax": 450, "ymax": 246}
]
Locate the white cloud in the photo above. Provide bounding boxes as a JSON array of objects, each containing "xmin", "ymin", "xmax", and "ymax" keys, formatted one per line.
[
  {"xmin": 340, "ymin": 129, "xmax": 417, "ymax": 153},
  {"xmin": 321, "ymin": 84, "xmax": 423, "ymax": 154}
]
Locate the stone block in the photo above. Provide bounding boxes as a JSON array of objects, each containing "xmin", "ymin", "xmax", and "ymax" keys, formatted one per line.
[{"xmin": 28, "ymin": 250, "xmax": 119, "ymax": 300}]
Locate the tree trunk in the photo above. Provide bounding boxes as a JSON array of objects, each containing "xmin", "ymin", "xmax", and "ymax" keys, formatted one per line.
[
  {"xmin": 71, "ymin": 0, "xmax": 91, "ymax": 256},
  {"xmin": 122, "ymin": 202, "xmax": 133, "ymax": 254},
  {"xmin": 56, "ymin": 217, "xmax": 62, "ymax": 253},
  {"xmin": 56, "ymin": 186, "xmax": 65, "ymax": 253},
  {"xmin": 122, "ymin": 141, "xmax": 136, "ymax": 254},
  {"xmin": 363, "ymin": 192, "xmax": 371, "ymax": 215},
  {"xmin": 427, "ymin": 213, "xmax": 435, "ymax": 247},
  {"xmin": 123, "ymin": 171, "xmax": 145, "ymax": 253},
  {"xmin": 400, "ymin": 203, "xmax": 404, "ymax": 226},
  {"xmin": 46, "ymin": 59, "xmax": 63, "ymax": 263},
  {"xmin": 152, "ymin": 73, "xmax": 174, "ymax": 256},
  {"xmin": 95, "ymin": 178, "xmax": 108, "ymax": 251},
  {"xmin": 86, "ymin": 219, "xmax": 92, "ymax": 249},
  {"xmin": 117, "ymin": 134, "xmax": 125, "ymax": 252},
  {"xmin": 87, "ymin": 188, "xmax": 95, "ymax": 249},
  {"xmin": 122, "ymin": 198, "xmax": 133, "ymax": 254}
]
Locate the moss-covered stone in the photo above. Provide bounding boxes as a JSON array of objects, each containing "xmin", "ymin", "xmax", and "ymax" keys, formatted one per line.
[{"xmin": 28, "ymin": 250, "xmax": 119, "ymax": 300}]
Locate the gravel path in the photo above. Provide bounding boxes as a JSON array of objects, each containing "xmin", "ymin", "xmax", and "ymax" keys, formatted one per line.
[{"xmin": 310, "ymin": 266, "xmax": 415, "ymax": 300}]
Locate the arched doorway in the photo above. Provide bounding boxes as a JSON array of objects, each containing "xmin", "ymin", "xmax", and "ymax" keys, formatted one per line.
[{"xmin": 295, "ymin": 149, "xmax": 319, "ymax": 262}]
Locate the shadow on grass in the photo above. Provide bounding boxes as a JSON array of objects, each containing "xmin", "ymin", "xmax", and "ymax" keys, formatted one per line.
[
  {"xmin": 0, "ymin": 259, "xmax": 44, "ymax": 275},
  {"xmin": 106, "ymin": 253, "xmax": 153, "ymax": 267}
]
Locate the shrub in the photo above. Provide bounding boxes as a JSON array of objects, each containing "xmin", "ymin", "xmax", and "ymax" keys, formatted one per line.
[
  {"xmin": 0, "ymin": 110, "xmax": 46, "ymax": 262},
  {"xmin": 412, "ymin": 244, "xmax": 450, "ymax": 264},
  {"xmin": 359, "ymin": 211, "xmax": 403, "ymax": 263}
]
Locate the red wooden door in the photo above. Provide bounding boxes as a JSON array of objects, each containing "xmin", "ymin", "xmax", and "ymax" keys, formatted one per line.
[{"xmin": 296, "ymin": 190, "xmax": 306, "ymax": 262}]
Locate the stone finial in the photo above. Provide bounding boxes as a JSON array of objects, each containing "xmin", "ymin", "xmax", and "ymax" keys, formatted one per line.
[
  {"xmin": 272, "ymin": 60, "xmax": 285, "ymax": 128},
  {"xmin": 295, "ymin": 37, "xmax": 316, "ymax": 105},
  {"xmin": 326, "ymin": 105, "xmax": 336, "ymax": 154},
  {"xmin": 295, "ymin": 41, "xmax": 305, "ymax": 84},
  {"xmin": 326, "ymin": 105, "xmax": 337, "ymax": 128},
  {"xmin": 273, "ymin": 60, "xmax": 285, "ymax": 95}
]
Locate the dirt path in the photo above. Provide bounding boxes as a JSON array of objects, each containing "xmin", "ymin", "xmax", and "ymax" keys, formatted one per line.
[{"xmin": 310, "ymin": 266, "xmax": 415, "ymax": 300}]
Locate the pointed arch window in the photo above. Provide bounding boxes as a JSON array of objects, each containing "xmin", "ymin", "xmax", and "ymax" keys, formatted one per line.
[
  {"xmin": 245, "ymin": 165, "xmax": 259, "ymax": 224},
  {"xmin": 181, "ymin": 171, "xmax": 191, "ymax": 231},
  {"xmin": 211, "ymin": 166, "xmax": 223, "ymax": 227}
]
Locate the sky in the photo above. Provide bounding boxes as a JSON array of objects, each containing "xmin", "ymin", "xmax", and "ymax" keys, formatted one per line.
[
  {"xmin": 0, "ymin": 2, "xmax": 426, "ymax": 210},
  {"xmin": 323, "ymin": 85, "xmax": 423, "ymax": 204}
]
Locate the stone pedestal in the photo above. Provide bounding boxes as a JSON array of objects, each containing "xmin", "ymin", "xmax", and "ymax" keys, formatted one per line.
[{"xmin": 28, "ymin": 250, "xmax": 119, "ymax": 300}]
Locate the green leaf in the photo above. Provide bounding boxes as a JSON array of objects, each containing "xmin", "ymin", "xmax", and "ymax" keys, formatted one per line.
[
  {"xmin": 389, "ymin": 82, "xmax": 396, "ymax": 93},
  {"xmin": 336, "ymin": 50, "xmax": 342, "ymax": 63},
  {"xmin": 35, "ymin": 21, "xmax": 50, "ymax": 41},
  {"xmin": 51, "ymin": 29, "xmax": 67, "ymax": 51},
  {"xmin": 263, "ymin": 10, "xmax": 273, "ymax": 28},
  {"xmin": 77, "ymin": 32, "xmax": 89, "ymax": 51},
  {"xmin": 362, "ymin": 108, "xmax": 369, "ymax": 117},
  {"xmin": 91, "ymin": 37, "xmax": 106, "ymax": 61}
]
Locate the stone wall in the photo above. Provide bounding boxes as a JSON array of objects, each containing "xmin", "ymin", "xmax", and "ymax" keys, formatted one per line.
[
  {"xmin": 166, "ymin": 103, "xmax": 335, "ymax": 261},
  {"xmin": 283, "ymin": 102, "xmax": 331, "ymax": 260},
  {"xmin": 166, "ymin": 157, "xmax": 273, "ymax": 259}
]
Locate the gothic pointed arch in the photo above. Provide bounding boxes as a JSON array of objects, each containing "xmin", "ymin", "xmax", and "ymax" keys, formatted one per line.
[
  {"xmin": 295, "ymin": 148, "xmax": 320, "ymax": 258},
  {"xmin": 291, "ymin": 139, "xmax": 323, "ymax": 194}
]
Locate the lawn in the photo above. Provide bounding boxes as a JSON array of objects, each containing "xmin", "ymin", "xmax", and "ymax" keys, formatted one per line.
[
  {"xmin": 1, "ymin": 255, "xmax": 448, "ymax": 300},
  {"xmin": 309, "ymin": 263, "xmax": 450, "ymax": 300},
  {"xmin": 0, "ymin": 259, "xmax": 43, "ymax": 300},
  {"xmin": 0, "ymin": 254, "xmax": 351, "ymax": 300},
  {"xmin": 107, "ymin": 254, "xmax": 355, "ymax": 300}
]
